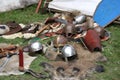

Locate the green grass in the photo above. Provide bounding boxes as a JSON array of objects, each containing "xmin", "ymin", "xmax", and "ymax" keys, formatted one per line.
[
  {"xmin": 0, "ymin": 4, "xmax": 50, "ymax": 80},
  {"xmin": 0, "ymin": 4, "xmax": 120, "ymax": 80},
  {"xmin": 88, "ymin": 25, "xmax": 120, "ymax": 80},
  {"xmin": 0, "ymin": 4, "xmax": 51, "ymax": 24}
]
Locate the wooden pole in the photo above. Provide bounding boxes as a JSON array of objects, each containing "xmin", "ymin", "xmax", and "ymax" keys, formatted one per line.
[
  {"xmin": 35, "ymin": 24, "xmax": 49, "ymax": 36},
  {"xmin": 35, "ymin": 0, "xmax": 43, "ymax": 13}
]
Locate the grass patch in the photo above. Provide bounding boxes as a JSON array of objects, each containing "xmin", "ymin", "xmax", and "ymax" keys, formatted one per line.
[
  {"xmin": 88, "ymin": 24, "xmax": 120, "ymax": 80},
  {"xmin": 0, "ymin": 4, "xmax": 51, "ymax": 24},
  {"xmin": 0, "ymin": 4, "xmax": 51, "ymax": 80},
  {"xmin": 0, "ymin": 4, "xmax": 120, "ymax": 80}
]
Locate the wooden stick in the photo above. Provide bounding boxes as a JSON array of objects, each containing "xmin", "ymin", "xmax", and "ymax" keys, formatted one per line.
[
  {"xmin": 35, "ymin": 0, "xmax": 43, "ymax": 13},
  {"xmin": 35, "ymin": 24, "xmax": 49, "ymax": 36}
]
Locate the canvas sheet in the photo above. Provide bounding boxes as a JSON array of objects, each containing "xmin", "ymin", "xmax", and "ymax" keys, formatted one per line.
[
  {"xmin": 0, "ymin": 52, "xmax": 36, "ymax": 76},
  {"xmin": 48, "ymin": 0, "xmax": 102, "ymax": 16}
]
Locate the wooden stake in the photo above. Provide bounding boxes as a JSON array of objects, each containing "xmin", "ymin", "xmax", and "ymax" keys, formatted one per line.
[{"xmin": 35, "ymin": 0, "xmax": 43, "ymax": 13}]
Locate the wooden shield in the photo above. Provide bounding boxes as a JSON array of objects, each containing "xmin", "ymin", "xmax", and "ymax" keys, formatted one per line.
[{"xmin": 93, "ymin": 0, "xmax": 120, "ymax": 27}]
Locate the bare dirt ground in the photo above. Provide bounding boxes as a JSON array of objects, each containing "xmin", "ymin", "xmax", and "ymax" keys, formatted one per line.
[{"xmin": 43, "ymin": 42, "xmax": 107, "ymax": 80}]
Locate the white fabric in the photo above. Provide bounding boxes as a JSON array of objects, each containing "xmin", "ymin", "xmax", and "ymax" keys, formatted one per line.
[
  {"xmin": 48, "ymin": 0, "xmax": 102, "ymax": 16},
  {"xmin": 1, "ymin": 32, "xmax": 36, "ymax": 39},
  {"xmin": 0, "ymin": 52, "xmax": 36, "ymax": 76},
  {"xmin": 0, "ymin": 0, "xmax": 39, "ymax": 12}
]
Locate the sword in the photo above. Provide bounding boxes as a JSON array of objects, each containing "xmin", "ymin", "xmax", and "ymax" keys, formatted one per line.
[{"xmin": 0, "ymin": 53, "xmax": 17, "ymax": 72}]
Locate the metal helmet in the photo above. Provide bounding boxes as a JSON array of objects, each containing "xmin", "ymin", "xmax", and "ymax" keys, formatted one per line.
[
  {"xmin": 30, "ymin": 41, "xmax": 42, "ymax": 52},
  {"xmin": 74, "ymin": 15, "xmax": 86, "ymax": 24},
  {"xmin": 53, "ymin": 35, "xmax": 68, "ymax": 48},
  {"xmin": 61, "ymin": 44, "xmax": 76, "ymax": 57},
  {"xmin": 64, "ymin": 23, "xmax": 75, "ymax": 38}
]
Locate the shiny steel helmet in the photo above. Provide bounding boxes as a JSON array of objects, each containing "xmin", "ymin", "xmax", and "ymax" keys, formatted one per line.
[
  {"xmin": 74, "ymin": 15, "xmax": 86, "ymax": 24},
  {"xmin": 30, "ymin": 41, "xmax": 42, "ymax": 52},
  {"xmin": 61, "ymin": 44, "xmax": 76, "ymax": 57}
]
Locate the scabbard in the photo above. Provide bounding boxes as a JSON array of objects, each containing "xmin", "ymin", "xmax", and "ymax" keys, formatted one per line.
[{"xmin": 19, "ymin": 49, "xmax": 24, "ymax": 71}]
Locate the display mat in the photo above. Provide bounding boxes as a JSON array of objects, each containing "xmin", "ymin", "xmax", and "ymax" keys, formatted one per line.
[{"xmin": 0, "ymin": 52, "xmax": 36, "ymax": 76}]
